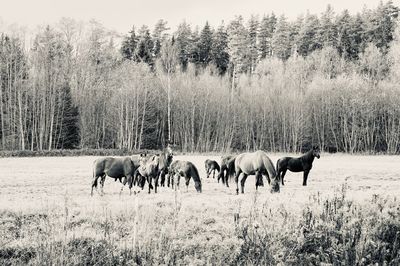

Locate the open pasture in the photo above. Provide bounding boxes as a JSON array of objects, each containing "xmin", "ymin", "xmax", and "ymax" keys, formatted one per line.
[{"xmin": 0, "ymin": 154, "xmax": 399, "ymax": 265}]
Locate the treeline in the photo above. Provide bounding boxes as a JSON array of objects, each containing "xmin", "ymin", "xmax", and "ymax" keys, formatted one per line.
[{"xmin": 0, "ymin": 2, "xmax": 400, "ymax": 153}]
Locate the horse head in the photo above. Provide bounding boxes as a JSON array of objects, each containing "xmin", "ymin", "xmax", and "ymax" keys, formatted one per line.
[
  {"xmin": 139, "ymin": 154, "xmax": 159, "ymax": 173},
  {"xmin": 162, "ymin": 146, "xmax": 174, "ymax": 168},
  {"xmin": 312, "ymin": 146, "xmax": 321, "ymax": 159},
  {"xmin": 270, "ymin": 173, "xmax": 280, "ymax": 193}
]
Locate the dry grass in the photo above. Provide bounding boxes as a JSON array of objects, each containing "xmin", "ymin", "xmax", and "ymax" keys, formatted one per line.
[{"xmin": 0, "ymin": 154, "xmax": 399, "ymax": 265}]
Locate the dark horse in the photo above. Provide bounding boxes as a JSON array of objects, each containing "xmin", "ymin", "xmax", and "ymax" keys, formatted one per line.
[
  {"xmin": 138, "ymin": 147, "xmax": 173, "ymax": 194},
  {"xmin": 276, "ymin": 146, "xmax": 320, "ymax": 186},
  {"xmin": 217, "ymin": 155, "xmax": 236, "ymax": 187},
  {"xmin": 91, "ymin": 155, "xmax": 144, "ymax": 196},
  {"xmin": 204, "ymin": 159, "xmax": 220, "ymax": 179},
  {"xmin": 234, "ymin": 150, "xmax": 280, "ymax": 194},
  {"xmin": 169, "ymin": 160, "xmax": 202, "ymax": 192}
]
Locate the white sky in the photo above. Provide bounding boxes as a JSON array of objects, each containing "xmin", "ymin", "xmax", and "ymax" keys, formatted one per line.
[{"xmin": 1, "ymin": 0, "xmax": 399, "ymax": 34}]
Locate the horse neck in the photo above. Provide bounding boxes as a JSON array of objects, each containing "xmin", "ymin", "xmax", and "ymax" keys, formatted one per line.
[
  {"xmin": 159, "ymin": 152, "xmax": 170, "ymax": 169},
  {"xmin": 303, "ymin": 150, "xmax": 315, "ymax": 163}
]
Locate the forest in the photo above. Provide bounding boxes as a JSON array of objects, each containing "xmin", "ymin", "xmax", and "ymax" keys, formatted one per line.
[{"xmin": 0, "ymin": 1, "xmax": 399, "ymax": 153}]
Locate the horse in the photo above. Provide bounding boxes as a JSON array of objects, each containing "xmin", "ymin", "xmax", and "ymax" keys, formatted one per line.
[
  {"xmin": 234, "ymin": 150, "xmax": 280, "ymax": 194},
  {"xmin": 159, "ymin": 146, "xmax": 174, "ymax": 187},
  {"xmin": 91, "ymin": 154, "xmax": 144, "ymax": 196},
  {"xmin": 217, "ymin": 155, "xmax": 236, "ymax": 187},
  {"xmin": 169, "ymin": 160, "xmax": 202, "ymax": 193},
  {"xmin": 276, "ymin": 146, "xmax": 320, "ymax": 186},
  {"xmin": 138, "ymin": 147, "xmax": 173, "ymax": 194},
  {"xmin": 204, "ymin": 159, "xmax": 220, "ymax": 179}
]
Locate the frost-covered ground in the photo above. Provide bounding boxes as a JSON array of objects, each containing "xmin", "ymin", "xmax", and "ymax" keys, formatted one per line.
[
  {"xmin": 0, "ymin": 154, "xmax": 399, "ymax": 265},
  {"xmin": 0, "ymin": 154, "xmax": 398, "ymax": 211}
]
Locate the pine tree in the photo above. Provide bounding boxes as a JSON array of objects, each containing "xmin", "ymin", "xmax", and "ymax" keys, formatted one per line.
[
  {"xmin": 370, "ymin": 1, "xmax": 399, "ymax": 51},
  {"xmin": 211, "ymin": 22, "xmax": 229, "ymax": 75},
  {"xmin": 348, "ymin": 14, "xmax": 364, "ymax": 60},
  {"xmin": 228, "ymin": 16, "xmax": 249, "ymax": 94},
  {"xmin": 272, "ymin": 15, "xmax": 291, "ymax": 60},
  {"xmin": 296, "ymin": 13, "xmax": 321, "ymax": 56},
  {"xmin": 152, "ymin": 19, "xmax": 170, "ymax": 58},
  {"xmin": 320, "ymin": 5, "xmax": 337, "ymax": 48},
  {"xmin": 120, "ymin": 26, "xmax": 138, "ymax": 60},
  {"xmin": 258, "ymin": 13, "xmax": 277, "ymax": 60},
  {"xmin": 136, "ymin": 25, "xmax": 154, "ymax": 66},
  {"xmin": 175, "ymin": 21, "xmax": 192, "ymax": 69},
  {"xmin": 336, "ymin": 9, "xmax": 353, "ymax": 59},
  {"xmin": 188, "ymin": 26, "xmax": 200, "ymax": 65},
  {"xmin": 247, "ymin": 15, "xmax": 259, "ymax": 72},
  {"xmin": 58, "ymin": 83, "xmax": 80, "ymax": 149},
  {"xmin": 197, "ymin": 21, "xmax": 213, "ymax": 67}
]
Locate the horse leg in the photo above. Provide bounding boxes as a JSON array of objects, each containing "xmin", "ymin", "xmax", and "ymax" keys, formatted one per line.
[
  {"xmin": 235, "ymin": 170, "xmax": 242, "ymax": 195},
  {"xmin": 127, "ymin": 175, "xmax": 133, "ymax": 195},
  {"xmin": 100, "ymin": 174, "xmax": 106, "ymax": 195},
  {"xmin": 225, "ymin": 172, "xmax": 229, "ymax": 188},
  {"xmin": 206, "ymin": 168, "xmax": 210, "ymax": 178},
  {"xmin": 213, "ymin": 169, "xmax": 216, "ymax": 179},
  {"xmin": 120, "ymin": 176, "xmax": 128, "ymax": 195},
  {"xmin": 255, "ymin": 171, "xmax": 263, "ymax": 190},
  {"xmin": 281, "ymin": 169, "xmax": 287, "ymax": 186},
  {"xmin": 147, "ymin": 176, "xmax": 152, "ymax": 194},
  {"xmin": 155, "ymin": 175, "xmax": 159, "ymax": 193},
  {"xmin": 160, "ymin": 171, "xmax": 166, "ymax": 187},
  {"xmin": 240, "ymin": 174, "xmax": 248, "ymax": 194},
  {"xmin": 91, "ymin": 175, "xmax": 100, "ymax": 196},
  {"xmin": 303, "ymin": 170, "xmax": 310, "ymax": 186},
  {"xmin": 177, "ymin": 175, "xmax": 181, "ymax": 190},
  {"xmin": 185, "ymin": 175, "xmax": 190, "ymax": 192}
]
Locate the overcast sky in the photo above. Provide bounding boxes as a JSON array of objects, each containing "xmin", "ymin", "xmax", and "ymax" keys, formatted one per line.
[{"xmin": 1, "ymin": 0, "xmax": 399, "ymax": 33}]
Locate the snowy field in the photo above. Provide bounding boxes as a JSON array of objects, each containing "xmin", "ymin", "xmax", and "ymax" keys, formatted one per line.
[
  {"xmin": 0, "ymin": 154, "xmax": 398, "ymax": 211},
  {"xmin": 0, "ymin": 154, "xmax": 399, "ymax": 265}
]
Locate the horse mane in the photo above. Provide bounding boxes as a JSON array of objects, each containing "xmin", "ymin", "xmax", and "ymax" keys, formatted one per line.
[
  {"xmin": 304, "ymin": 149, "xmax": 314, "ymax": 158},
  {"xmin": 159, "ymin": 147, "xmax": 173, "ymax": 170},
  {"xmin": 226, "ymin": 157, "xmax": 236, "ymax": 180}
]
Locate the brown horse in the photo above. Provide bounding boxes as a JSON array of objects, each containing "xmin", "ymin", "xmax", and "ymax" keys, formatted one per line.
[
  {"xmin": 169, "ymin": 160, "xmax": 202, "ymax": 192},
  {"xmin": 138, "ymin": 147, "xmax": 173, "ymax": 194},
  {"xmin": 204, "ymin": 159, "xmax": 220, "ymax": 179},
  {"xmin": 234, "ymin": 150, "xmax": 280, "ymax": 194},
  {"xmin": 217, "ymin": 155, "xmax": 236, "ymax": 187},
  {"xmin": 276, "ymin": 146, "xmax": 320, "ymax": 186},
  {"xmin": 91, "ymin": 155, "xmax": 144, "ymax": 196}
]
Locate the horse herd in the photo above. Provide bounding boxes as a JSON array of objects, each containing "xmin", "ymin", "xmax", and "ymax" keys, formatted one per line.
[{"xmin": 91, "ymin": 146, "xmax": 321, "ymax": 196}]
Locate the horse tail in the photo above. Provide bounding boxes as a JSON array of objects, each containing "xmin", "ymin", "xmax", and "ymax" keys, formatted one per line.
[
  {"xmin": 276, "ymin": 158, "xmax": 281, "ymax": 174},
  {"xmin": 227, "ymin": 158, "xmax": 236, "ymax": 181},
  {"xmin": 191, "ymin": 164, "xmax": 202, "ymax": 192},
  {"xmin": 92, "ymin": 159, "xmax": 99, "ymax": 189},
  {"xmin": 215, "ymin": 162, "xmax": 221, "ymax": 172}
]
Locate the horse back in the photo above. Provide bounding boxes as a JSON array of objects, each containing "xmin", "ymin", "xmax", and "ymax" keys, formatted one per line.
[
  {"xmin": 236, "ymin": 151, "xmax": 275, "ymax": 176},
  {"xmin": 104, "ymin": 157, "xmax": 136, "ymax": 178},
  {"xmin": 287, "ymin": 157, "xmax": 305, "ymax": 172}
]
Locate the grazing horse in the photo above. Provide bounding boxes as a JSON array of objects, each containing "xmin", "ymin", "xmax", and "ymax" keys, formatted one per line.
[
  {"xmin": 217, "ymin": 155, "xmax": 236, "ymax": 187},
  {"xmin": 91, "ymin": 155, "xmax": 143, "ymax": 196},
  {"xmin": 204, "ymin": 159, "xmax": 220, "ymax": 179},
  {"xmin": 169, "ymin": 160, "xmax": 202, "ymax": 192},
  {"xmin": 276, "ymin": 146, "xmax": 320, "ymax": 186},
  {"xmin": 234, "ymin": 150, "xmax": 280, "ymax": 194},
  {"xmin": 138, "ymin": 147, "xmax": 173, "ymax": 194}
]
